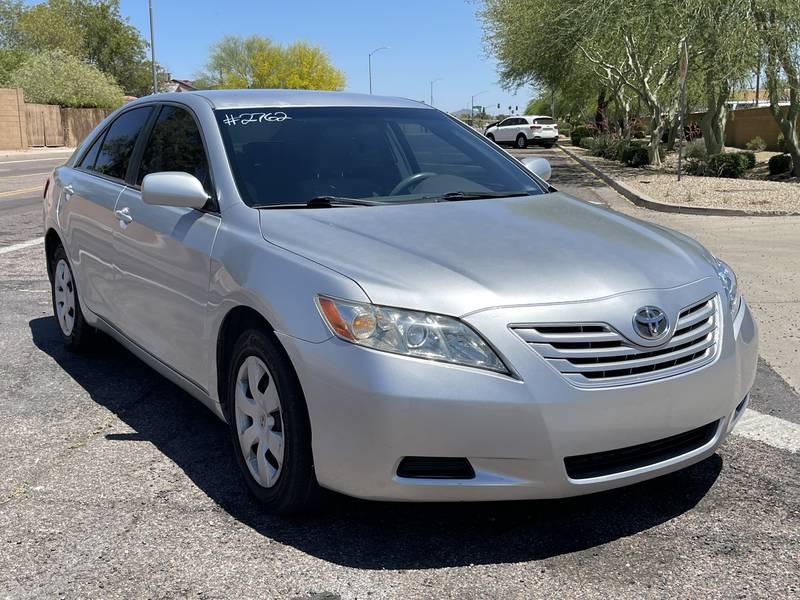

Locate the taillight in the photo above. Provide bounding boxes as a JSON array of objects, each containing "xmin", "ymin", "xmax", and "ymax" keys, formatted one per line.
[
  {"xmin": 554, "ymin": 124, "xmax": 559, "ymax": 129},
  {"xmin": 43, "ymin": 178, "xmax": 50, "ymax": 199},
  {"xmin": 531, "ymin": 125, "xmax": 542, "ymax": 130}
]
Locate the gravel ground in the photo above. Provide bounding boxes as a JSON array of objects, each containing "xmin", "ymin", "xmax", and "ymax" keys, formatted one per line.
[{"xmin": 568, "ymin": 146, "xmax": 800, "ymax": 214}]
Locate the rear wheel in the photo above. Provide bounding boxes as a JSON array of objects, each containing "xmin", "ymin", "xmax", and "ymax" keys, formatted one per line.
[
  {"xmin": 224, "ymin": 328, "xmax": 320, "ymax": 514},
  {"xmin": 542, "ymin": 142, "xmax": 554, "ymax": 149},
  {"xmin": 50, "ymin": 245, "xmax": 93, "ymax": 349},
  {"xmin": 516, "ymin": 134, "xmax": 528, "ymax": 149}
]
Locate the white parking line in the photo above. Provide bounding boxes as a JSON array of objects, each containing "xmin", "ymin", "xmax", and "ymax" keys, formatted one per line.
[
  {"xmin": 0, "ymin": 157, "xmax": 69, "ymax": 165},
  {"xmin": 0, "ymin": 237, "xmax": 43, "ymax": 255},
  {"xmin": 733, "ymin": 408, "xmax": 800, "ymax": 453}
]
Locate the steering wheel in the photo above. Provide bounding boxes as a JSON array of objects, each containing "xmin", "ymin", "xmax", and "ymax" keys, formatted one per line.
[{"xmin": 390, "ymin": 172, "xmax": 437, "ymax": 196}]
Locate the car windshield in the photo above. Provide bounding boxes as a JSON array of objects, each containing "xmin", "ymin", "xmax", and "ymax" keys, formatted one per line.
[{"xmin": 215, "ymin": 106, "xmax": 546, "ymax": 207}]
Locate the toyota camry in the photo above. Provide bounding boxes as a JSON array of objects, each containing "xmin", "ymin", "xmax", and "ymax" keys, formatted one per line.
[{"xmin": 43, "ymin": 90, "xmax": 758, "ymax": 513}]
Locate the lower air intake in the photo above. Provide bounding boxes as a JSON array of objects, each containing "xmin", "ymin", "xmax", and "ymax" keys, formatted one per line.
[{"xmin": 564, "ymin": 420, "xmax": 719, "ymax": 480}]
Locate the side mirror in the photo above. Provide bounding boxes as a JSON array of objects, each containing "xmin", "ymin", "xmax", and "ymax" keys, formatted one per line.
[
  {"xmin": 520, "ymin": 156, "xmax": 552, "ymax": 182},
  {"xmin": 141, "ymin": 172, "xmax": 209, "ymax": 209}
]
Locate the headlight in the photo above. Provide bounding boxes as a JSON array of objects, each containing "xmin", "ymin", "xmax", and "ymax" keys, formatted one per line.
[
  {"xmin": 714, "ymin": 258, "xmax": 741, "ymax": 315},
  {"xmin": 316, "ymin": 295, "xmax": 509, "ymax": 374}
]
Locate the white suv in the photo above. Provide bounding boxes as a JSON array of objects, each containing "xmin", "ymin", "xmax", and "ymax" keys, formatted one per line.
[{"xmin": 485, "ymin": 115, "xmax": 559, "ymax": 149}]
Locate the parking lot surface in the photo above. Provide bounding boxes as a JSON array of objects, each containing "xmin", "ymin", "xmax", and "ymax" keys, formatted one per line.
[{"xmin": 0, "ymin": 149, "xmax": 798, "ymax": 599}]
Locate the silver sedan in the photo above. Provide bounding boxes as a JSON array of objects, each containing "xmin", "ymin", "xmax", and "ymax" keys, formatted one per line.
[{"xmin": 43, "ymin": 90, "xmax": 758, "ymax": 513}]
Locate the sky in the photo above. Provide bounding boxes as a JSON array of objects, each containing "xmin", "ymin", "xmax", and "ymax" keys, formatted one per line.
[{"xmin": 113, "ymin": 0, "xmax": 532, "ymax": 114}]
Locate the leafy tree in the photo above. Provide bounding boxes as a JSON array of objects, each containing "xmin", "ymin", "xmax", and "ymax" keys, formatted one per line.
[
  {"xmin": 9, "ymin": 50, "xmax": 124, "ymax": 107},
  {"xmin": 0, "ymin": 0, "xmax": 23, "ymax": 48},
  {"xmin": 197, "ymin": 35, "xmax": 345, "ymax": 91},
  {"xmin": 11, "ymin": 0, "xmax": 156, "ymax": 96},
  {"xmin": 752, "ymin": 0, "xmax": 800, "ymax": 176}
]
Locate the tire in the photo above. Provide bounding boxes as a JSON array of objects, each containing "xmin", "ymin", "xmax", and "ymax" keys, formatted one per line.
[
  {"xmin": 487, "ymin": 133, "xmax": 495, "ymax": 143},
  {"xmin": 516, "ymin": 134, "xmax": 528, "ymax": 149},
  {"xmin": 224, "ymin": 328, "xmax": 320, "ymax": 514},
  {"xmin": 50, "ymin": 244, "xmax": 94, "ymax": 349},
  {"xmin": 542, "ymin": 143, "xmax": 554, "ymax": 149}
]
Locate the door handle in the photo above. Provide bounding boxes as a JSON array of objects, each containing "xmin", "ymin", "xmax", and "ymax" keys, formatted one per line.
[
  {"xmin": 114, "ymin": 207, "xmax": 133, "ymax": 225},
  {"xmin": 63, "ymin": 185, "xmax": 74, "ymax": 202}
]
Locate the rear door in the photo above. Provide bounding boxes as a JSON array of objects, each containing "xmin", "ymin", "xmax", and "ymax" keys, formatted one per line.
[
  {"xmin": 56, "ymin": 106, "xmax": 153, "ymax": 322},
  {"xmin": 494, "ymin": 118, "xmax": 514, "ymax": 142},
  {"xmin": 111, "ymin": 104, "xmax": 220, "ymax": 391}
]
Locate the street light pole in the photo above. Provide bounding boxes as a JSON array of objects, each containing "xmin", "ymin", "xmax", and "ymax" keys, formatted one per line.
[
  {"xmin": 470, "ymin": 90, "xmax": 488, "ymax": 124},
  {"xmin": 368, "ymin": 47, "xmax": 389, "ymax": 94},
  {"xmin": 148, "ymin": 0, "xmax": 157, "ymax": 94},
  {"xmin": 430, "ymin": 78, "xmax": 442, "ymax": 107}
]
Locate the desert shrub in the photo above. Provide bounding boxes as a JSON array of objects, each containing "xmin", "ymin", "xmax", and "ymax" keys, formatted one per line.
[
  {"xmin": 579, "ymin": 136, "xmax": 596, "ymax": 150},
  {"xmin": 621, "ymin": 144, "xmax": 650, "ymax": 167},
  {"xmin": 9, "ymin": 50, "xmax": 124, "ymax": 108},
  {"xmin": 745, "ymin": 136, "xmax": 766, "ymax": 152},
  {"xmin": 737, "ymin": 151, "xmax": 756, "ymax": 170},
  {"xmin": 707, "ymin": 153, "xmax": 747, "ymax": 178},
  {"xmin": 684, "ymin": 159, "xmax": 709, "ymax": 176},
  {"xmin": 589, "ymin": 135, "xmax": 629, "ymax": 161},
  {"xmin": 571, "ymin": 126, "xmax": 592, "ymax": 147},
  {"xmin": 768, "ymin": 153, "xmax": 793, "ymax": 175},
  {"xmin": 684, "ymin": 138, "xmax": 707, "ymax": 160}
]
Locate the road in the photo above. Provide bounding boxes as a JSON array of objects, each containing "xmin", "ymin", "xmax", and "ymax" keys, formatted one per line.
[{"xmin": 0, "ymin": 148, "xmax": 798, "ymax": 599}]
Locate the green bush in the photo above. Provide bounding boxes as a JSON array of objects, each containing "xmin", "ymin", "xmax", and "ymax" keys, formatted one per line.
[
  {"xmin": 571, "ymin": 126, "xmax": 592, "ymax": 147},
  {"xmin": 768, "ymin": 153, "xmax": 793, "ymax": 175},
  {"xmin": 621, "ymin": 144, "xmax": 650, "ymax": 167},
  {"xmin": 9, "ymin": 50, "xmax": 124, "ymax": 108},
  {"xmin": 579, "ymin": 136, "xmax": 596, "ymax": 150},
  {"xmin": 684, "ymin": 139, "xmax": 707, "ymax": 160},
  {"xmin": 589, "ymin": 135, "xmax": 629, "ymax": 161},
  {"xmin": 738, "ymin": 151, "xmax": 756, "ymax": 170},
  {"xmin": 684, "ymin": 159, "xmax": 709, "ymax": 176},
  {"xmin": 707, "ymin": 153, "xmax": 747, "ymax": 178},
  {"xmin": 745, "ymin": 136, "xmax": 766, "ymax": 152}
]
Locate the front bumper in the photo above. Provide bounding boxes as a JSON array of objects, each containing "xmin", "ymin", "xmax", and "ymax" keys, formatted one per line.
[{"xmin": 278, "ymin": 280, "xmax": 758, "ymax": 501}]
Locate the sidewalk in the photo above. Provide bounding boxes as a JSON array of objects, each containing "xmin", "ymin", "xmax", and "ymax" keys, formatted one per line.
[{"xmin": 0, "ymin": 147, "xmax": 76, "ymax": 161}]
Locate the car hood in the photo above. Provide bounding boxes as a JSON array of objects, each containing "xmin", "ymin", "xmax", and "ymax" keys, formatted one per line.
[{"xmin": 258, "ymin": 193, "xmax": 716, "ymax": 316}]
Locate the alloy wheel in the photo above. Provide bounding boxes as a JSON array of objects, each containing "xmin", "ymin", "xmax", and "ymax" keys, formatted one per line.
[
  {"xmin": 234, "ymin": 355, "xmax": 285, "ymax": 488},
  {"xmin": 53, "ymin": 259, "xmax": 76, "ymax": 336}
]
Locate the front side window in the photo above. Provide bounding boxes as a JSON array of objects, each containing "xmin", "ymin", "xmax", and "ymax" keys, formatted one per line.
[
  {"xmin": 137, "ymin": 105, "xmax": 211, "ymax": 192},
  {"xmin": 215, "ymin": 107, "xmax": 545, "ymax": 207},
  {"xmin": 93, "ymin": 106, "xmax": 153, "ymax": 180}
]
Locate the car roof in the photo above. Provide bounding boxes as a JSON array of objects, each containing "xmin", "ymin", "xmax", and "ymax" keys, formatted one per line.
[{"xmin": 130, "ymin": 89, "xmax": 432, "ymax": 110}]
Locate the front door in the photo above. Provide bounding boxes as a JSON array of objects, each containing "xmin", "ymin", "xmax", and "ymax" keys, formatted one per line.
[{"xmin": 111, "ymin": 105, "xmax": 220, "ymax": 391}]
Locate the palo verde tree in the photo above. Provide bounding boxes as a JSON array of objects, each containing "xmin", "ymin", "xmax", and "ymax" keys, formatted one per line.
[
  {"xmin": 196, "ymin": 35, "xmax": 345, "ymax": 91},
  {"xmin": 752, "ymin": 0, "xmax": 800, "ymax": 175}
]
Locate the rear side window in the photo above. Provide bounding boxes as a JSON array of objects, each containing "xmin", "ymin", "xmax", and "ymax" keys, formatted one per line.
[
  {"xmin": 77, "ymin": 132, "xmax": 105, "ymax": 169},
  {"xmin": 92, "ymin": 107, "xmax": 153, "ymax": 180},
  {"xmin": 136, "ymin": 106, "xmax": 210, "ymax": 192}
]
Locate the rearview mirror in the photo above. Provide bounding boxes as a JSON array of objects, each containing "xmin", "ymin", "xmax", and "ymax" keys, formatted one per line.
[
  {"xmin": 141, "ymin": 172, "xmax": 210, "ymax": 209},
  {"xmin": 520, "ymin": 157, "xmax": 552, "ymax": 182}
]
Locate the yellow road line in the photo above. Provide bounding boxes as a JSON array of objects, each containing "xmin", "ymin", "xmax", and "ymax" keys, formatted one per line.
[{"xmin": 0, "ymin": 186, "xmax": 40, "ymax": 198}]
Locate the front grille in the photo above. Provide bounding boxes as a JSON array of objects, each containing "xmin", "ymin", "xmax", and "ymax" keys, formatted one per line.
[
  {"xmin": 510, "ymin": 295, "xmax": 718, "ymax": 387},
  {"xmin": 396, "ymin": 457, "xmax": 475, "ymax": 479},
  {"xmin": 564, "ymin": 420, "xmax": 719, "ymax": 479}
]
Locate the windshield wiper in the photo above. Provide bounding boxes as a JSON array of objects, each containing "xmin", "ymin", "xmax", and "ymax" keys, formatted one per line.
[
  {"xmin": 422, "ymin": 191, "xmax": 533, "ymax": 202},
  {"xmin": 306, "ymin": 196, "xmax": 380, "ymax": 207},
  {"xmin": 252, "ymin": 196, "xmax": 380, "ymax": 209}
]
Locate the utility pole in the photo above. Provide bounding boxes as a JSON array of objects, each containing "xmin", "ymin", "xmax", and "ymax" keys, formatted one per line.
[
  {"xmin": 149, "ymin": 0, "xmax": 157, "ymax": 94},
  {"xmin": 471, "ymin": 90, "xmax": 487, "ymax": 124},
  {"xmin": 368, "ymin": 47, "xmax": 389, "ymax": 94},
  {"xmin": 430, "ymin": 78, "xmax": 442, "ymax": 106}
]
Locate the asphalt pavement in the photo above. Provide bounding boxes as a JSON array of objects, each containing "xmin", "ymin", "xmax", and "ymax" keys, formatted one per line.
[{"xmin": 0, "ymin": 147, "xmax": 798, "ymax": 599}]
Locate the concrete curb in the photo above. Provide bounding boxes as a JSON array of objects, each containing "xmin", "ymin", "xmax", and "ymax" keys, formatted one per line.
[{"xmin": 557, "ymin": 143, "xmax": 800, "ymax": 218}]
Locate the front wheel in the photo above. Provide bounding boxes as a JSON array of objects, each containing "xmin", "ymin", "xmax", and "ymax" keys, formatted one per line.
[
  {"xmin": 516, "ymin": 134, "xmax": 528, "ymax": 149},
  {"xmin": 225, "ymin": 328, "xmax": 320, "ymax": 514},
  {"xmin": 486, "ymin": 133, "xmax": 495, "ymax": 143}
]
